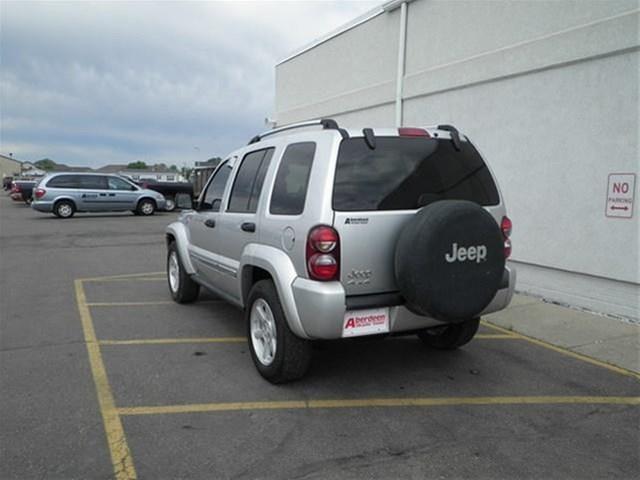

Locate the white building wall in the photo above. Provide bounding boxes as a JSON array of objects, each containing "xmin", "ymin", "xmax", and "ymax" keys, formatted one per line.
[{"xmin": 275, "ymin": 0, "xmax": 640, "ymax": 320}]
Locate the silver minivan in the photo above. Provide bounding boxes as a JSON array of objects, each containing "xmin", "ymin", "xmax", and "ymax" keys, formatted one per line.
[{"xmin": 32, "ymin": 172, "xmax": 166, "ymax": 218}]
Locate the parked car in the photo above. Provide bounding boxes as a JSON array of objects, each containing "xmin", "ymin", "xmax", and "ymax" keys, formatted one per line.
[
  {"xmin": 3, "ymin": 176, "xmax": 14, "ymax": 191},
  {"xmin": 31, "ymin": 172, "xmax": 166, "ymax": 218},
  {"xmin": 136, "ymin": 178, "xmax": 194, "ymax": 212},
  {"xmin": 165, "ymin": 119, "xmax": 515, "ymax": 383},
  {"xmin": 10, "ymin": 179, "xmax": 37, "ymax": 204}
]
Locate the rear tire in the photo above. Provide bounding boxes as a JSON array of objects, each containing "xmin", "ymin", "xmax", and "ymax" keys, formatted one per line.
[
  {"xmin": 246, "ymin": 280, "xmax": 312, "ymax": 383},
  {"xmin": 54, "ymin": 200, "xmax": 75, "ymax": 218},
  {"xmin": 137, "ymin": 198, "xmax": 156, "ymax": 216},
  {"xmin": 167, "ymin": 242, "xmax": 199, "ymax": 303},
  {"xmin": 417, "ymin": 318, "xmax": 480, "ymax": 350},
  {"xmin": 164, "ymin": 197, "xmax": 176, "ymax": 212}
]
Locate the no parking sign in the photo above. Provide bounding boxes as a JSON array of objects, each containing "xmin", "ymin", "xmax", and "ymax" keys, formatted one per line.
[{"xmin": 606, "ymin": 173, "xmax": 636, "ymax": 219}]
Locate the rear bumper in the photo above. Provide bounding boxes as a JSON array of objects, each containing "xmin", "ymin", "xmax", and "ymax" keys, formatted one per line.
[
  {"xmin": 289, "ymin": 266, "xmax": 516, "ymax": 340},
  {"xmin": 31, "ymin": 200, "xmax": 54, "ymax": 212}
]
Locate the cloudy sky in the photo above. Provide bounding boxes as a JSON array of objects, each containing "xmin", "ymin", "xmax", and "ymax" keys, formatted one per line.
[{"xmin": 1, "ymin": 0, "xmax": 381, "ymax": 168}]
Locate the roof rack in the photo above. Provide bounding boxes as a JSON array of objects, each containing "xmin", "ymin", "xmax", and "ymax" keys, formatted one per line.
[{"xmin": 248, "ymin": 118, "xmax": 348, "ymax": 145}]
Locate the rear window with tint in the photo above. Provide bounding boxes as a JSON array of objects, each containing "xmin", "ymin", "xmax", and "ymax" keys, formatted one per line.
[{"xmin": 333, "ymin": 137, "xmax": 499, "ymax": 211}]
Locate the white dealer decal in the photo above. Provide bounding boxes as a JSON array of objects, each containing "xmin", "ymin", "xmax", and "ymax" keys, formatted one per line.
[
  {"xmin": 342, "ymin": 308, "xmax": 390, "ymax": 338},
  {"xmin": 445, "ymin": 243, "xmax": 487, "ymax": 263}
]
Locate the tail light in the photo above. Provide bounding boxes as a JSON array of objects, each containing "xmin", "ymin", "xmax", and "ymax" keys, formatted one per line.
[
  {"xmin": 34, "ymin": 187, "xmax": 46, "ymax": 199},
  {"xmin": 501, "ymin": 216, "xmax": 512, "ymax": 258},
  {"xmin": 11, "ymin": 184, "xmax": 21, "ymax": 193},
  {"xmin": 398, "ymin": 127, "xmax": 430, "ymax": 137},
  {"xmin": 306, "ymin": 225, "xmax": 340, "ymax": 281}
]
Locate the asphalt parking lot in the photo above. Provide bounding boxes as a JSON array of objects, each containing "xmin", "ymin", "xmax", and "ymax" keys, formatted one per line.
[{"xmin": 1, "ymin": 195, "xmax": 639, "ymax": 480}]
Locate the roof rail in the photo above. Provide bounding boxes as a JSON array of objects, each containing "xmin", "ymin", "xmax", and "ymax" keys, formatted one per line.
[{"xmin": 248, "ymin": 118, "xmax": 348, "ymax": 145}]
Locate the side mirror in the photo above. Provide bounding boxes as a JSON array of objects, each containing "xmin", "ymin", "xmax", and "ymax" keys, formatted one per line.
[
  {"xmin": 176, "ymin": 193, "xmax": 194, "ymax": 210},
  {"xmin": 211, "ymin": 198, "xmax": 222, "ymax": 212}
]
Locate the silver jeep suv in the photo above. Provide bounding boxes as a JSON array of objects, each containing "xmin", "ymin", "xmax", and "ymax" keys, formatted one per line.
[{"xmin": 166, "ymin": 119, "xmax": 515, "ymax": 383}]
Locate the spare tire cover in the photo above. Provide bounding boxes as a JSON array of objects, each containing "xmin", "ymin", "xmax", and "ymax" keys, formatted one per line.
[{"xmin": 395, "ymin": 200, "xmax": 505, "ymax": 322}]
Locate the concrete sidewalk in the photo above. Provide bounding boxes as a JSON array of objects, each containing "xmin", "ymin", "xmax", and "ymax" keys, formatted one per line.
[{"xmin": 485, "ymin": 294, "xmax": 639, "ymax": 374}]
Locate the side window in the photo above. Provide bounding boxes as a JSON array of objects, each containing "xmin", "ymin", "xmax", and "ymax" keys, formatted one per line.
[
  {"xmin": 47, "ymin": 175, "xmax": 80, "ymax": 189},
  {"xmin": 201, "ymin": 162, "xmax": 232, "ymax": 212},
  {"xmin": 108, "ymin": 177, "xmax": 136, "ymax": 191},
  {"xmin": 228, "ymin": 148, "xmax": 274, "ymax": 213},
  {"xmin": 270, "ymin": 142, "xmax": 316, "ymax": 215},
  {"xmin": 79, "ymin": 175, "xmax": 108, "ymax": 189}
]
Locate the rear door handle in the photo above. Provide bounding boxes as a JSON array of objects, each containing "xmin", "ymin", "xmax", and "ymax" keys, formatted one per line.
[
  {"xmin": 204, "ymin": 219, "xmax": 216, "ymax": 228},
  {"xmin": 241, "ymin": 222, "xmax": 256, "ymax": 233},
  {"xmin": 99, "ymin": 193, "xmax": 107, "ymax": 197}
]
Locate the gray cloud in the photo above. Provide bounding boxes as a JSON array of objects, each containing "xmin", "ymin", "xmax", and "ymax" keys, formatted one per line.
[{"xmin": 1, "ymin": 0, "xmax": 380, "ymax": 167}]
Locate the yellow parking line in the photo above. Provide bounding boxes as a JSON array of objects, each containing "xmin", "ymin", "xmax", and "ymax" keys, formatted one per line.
[
  {"xmin": 475, "ymin": 334, "xmax": 519, "ymax": 339},
  {"xmin": 118, "ymin": 395, "xmax": 640, "ymax": 416},
  {"xmin": 86, "ymin": 300, "xmax": 222, "ymax": 307},
  {"xmin": 89, "ymin": 277, "xmax": 167, "ymax": 283},
  {"xmin": 481, "ymin": 320, "xmax": 640, "ymax": 380},
  {"xmin": 75, "ymin": 279, "xmax": 137, "ymax": 480},
  {"xmin": 87, "ymin": 301, "xmax": 176, "ymax": 307},
  {"xmin": 80, "ymin": 271, "xmax": 164, "ymax": 282},
  {"xmin": 100, "ymin": 337, "xmax": 246, "ymax": 345},
  {"xmin": 98, "ymin": 335, "xmax": 508, "ymax": 345}
]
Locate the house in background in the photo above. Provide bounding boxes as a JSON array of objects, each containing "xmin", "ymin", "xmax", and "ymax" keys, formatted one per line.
[
  {"xmin": 0, "ymin": 154, "xmax": 24, "ymax": 178},
  {"xmin": 97, "ymin": 164, "xmax": 184, "ymax": 182}
]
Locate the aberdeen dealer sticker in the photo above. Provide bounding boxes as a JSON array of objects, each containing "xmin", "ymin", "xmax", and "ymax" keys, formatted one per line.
[{"xmin": 342, "ymin": 308, "xmax": 390, "ymax": 338}]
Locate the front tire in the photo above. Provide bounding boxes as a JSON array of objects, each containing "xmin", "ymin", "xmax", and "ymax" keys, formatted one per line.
[
  {"xmin": 137, "ymin": 198, "xmax": 156, "ymax": 216},
  {"xmin": 167, "ymin": 242, "xmax": 199, "ymax": 303},
  {"xmin": 54, "ymin": 200, "xmax": 75, "ymax": 218},
  {"xmin": 417, "ymin": 318, "xmax": 480, "ymax": 350},
  {"xmin": 246, "ymin": 280, "xmax": 312, "ymax": 384}
]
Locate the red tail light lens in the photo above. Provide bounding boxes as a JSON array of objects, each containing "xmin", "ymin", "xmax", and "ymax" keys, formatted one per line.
[
  {"xmin": 501, "ymin": 216, "xmax": 512, "ymax": 258},
  {"xmin": 34, "ymin": 188, "xmax": 46, "ymax": 199},
  {"xmin": 307, "ymin": 225, "xmax": 340, "ymax": 281},
  {"xmin": 398, "ymin": 127, "xmax": 430, "ymax": 137},
  {"xmin": 309, "ymin": 226, "xmax": 338, "ymax": 253},
  {"xmin": 501, "ymin": 216, "xmax": 512, "ymax": 238},
  {"xmin": 12, "ymin": 184, "xmax": 21, "ymax": 193}
]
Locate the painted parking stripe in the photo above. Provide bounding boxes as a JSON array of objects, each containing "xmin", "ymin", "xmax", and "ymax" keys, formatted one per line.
[
  {"xmin": 86, "ymin": 300, "xmax": 223, "ymax": 307},
  {"xmin": 75, "ymin": 279, "xmax": 137, "ymax": 480},
  {"xmin": 118, "ymin": 396, "xmax": 640, "ymax": 416},
  {"xmin": 481, "ymin": 320, "xmax": 640, "ymax": 380},
  {"xmin": 87, "ymin": 276, "xmax": 167, "ymax": 283},
  {"xmin": 80, "ymin": 271, "xmax": 165, "ymax": 282},
  {"xmin": 99, "ymin": 337, "xmax": 246, "ymax": 345},
  {"xmin": 97, "ymin": 334, "xmax": 515, "ymax": 346}
]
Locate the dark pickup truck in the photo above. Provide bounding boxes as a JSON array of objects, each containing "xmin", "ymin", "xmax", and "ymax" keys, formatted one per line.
[
  {"xmin": 10, "ymin": 179, "xmax": 38, "ymax": 204},
  {"xmin": 137, "ymin": 179, "xmax": 194, "ymax": 211}
]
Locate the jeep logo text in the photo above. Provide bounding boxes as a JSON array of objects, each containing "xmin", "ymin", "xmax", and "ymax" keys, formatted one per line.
[{"xmin": 445, "ymin": 243, "xmax": 487, "ymax": 263}]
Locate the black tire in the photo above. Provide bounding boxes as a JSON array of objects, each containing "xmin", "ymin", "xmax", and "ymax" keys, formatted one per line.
[
  {"xmin": 246, "ymin": 280, "xmax": 312, "ymax": 384},
  {"xmin": 417, "ymin": 318, "xmax": 480, "ymax": 350},
  {"xmin": 164, "ymin": 197, "xmax": 176, "ymax": 212},
  {"xmin": 395, "ymin": 200, "xmax": 505, "ymax": 322},
  {"xmin": 167, "ymin": 242, "xmax": 199, "ymax": 303},
  {"xmin": 54, "ymin": 200, "xmax": 75, "ymax": 218},
  {"xmin": 137, "ymin": 198, "xmax": 156, "ymax": 216}
]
